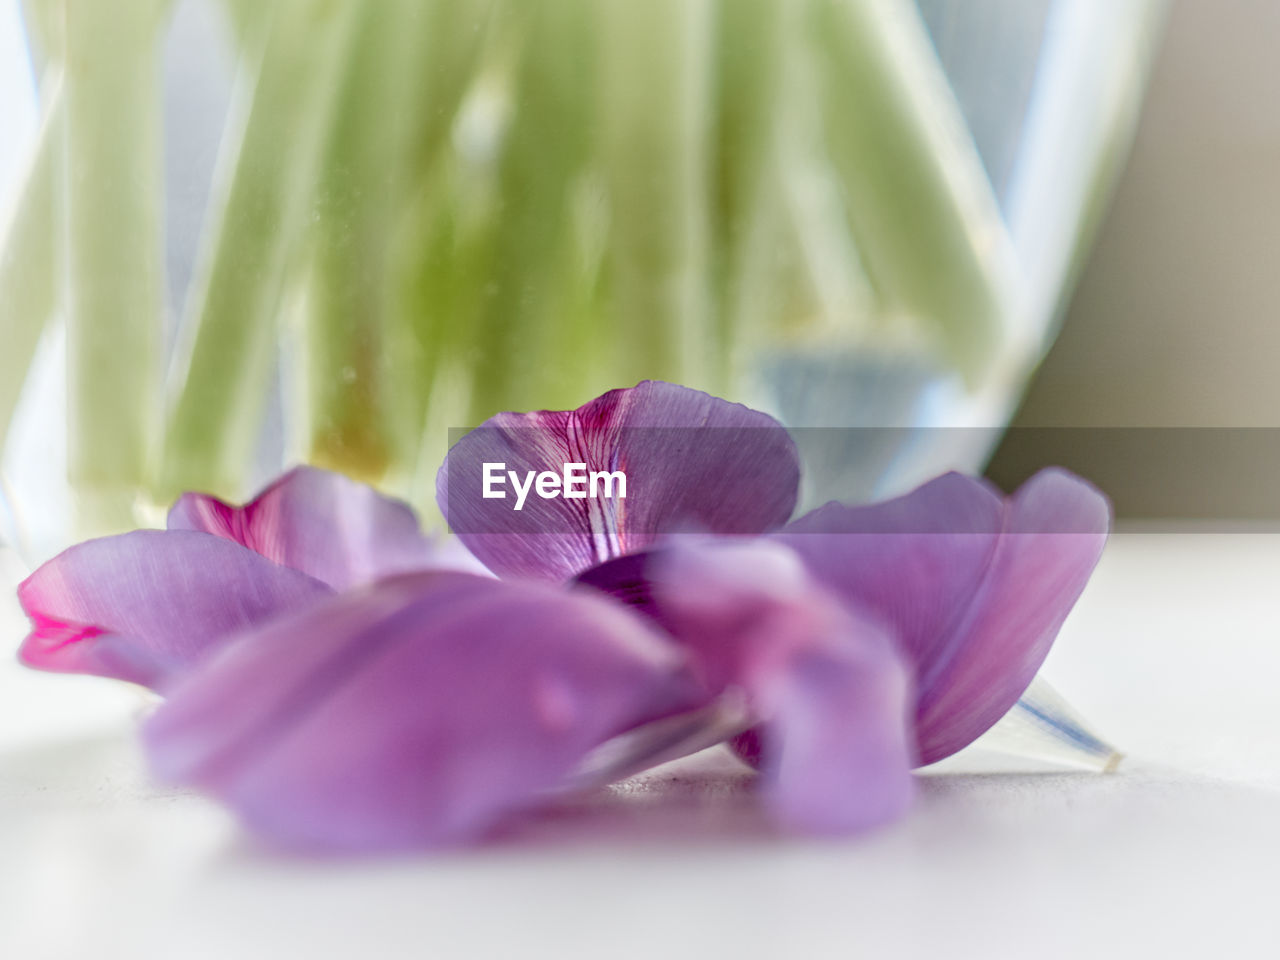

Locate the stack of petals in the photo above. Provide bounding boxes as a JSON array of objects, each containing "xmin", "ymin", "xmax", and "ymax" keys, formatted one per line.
[{"xmin": 15, "ymin": 381, "xmax": 1110, "ymax": 852}]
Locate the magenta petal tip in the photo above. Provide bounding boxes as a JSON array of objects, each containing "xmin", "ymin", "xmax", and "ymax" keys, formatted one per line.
[{"xmin": 16, "ymin": 530, "xmax": 332, "ymax": 690}]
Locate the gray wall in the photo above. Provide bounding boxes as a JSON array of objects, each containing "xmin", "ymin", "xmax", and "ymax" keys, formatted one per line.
[{"xmin": 990, "ymin": 0, "xmax": 1280, "ymax": 517}]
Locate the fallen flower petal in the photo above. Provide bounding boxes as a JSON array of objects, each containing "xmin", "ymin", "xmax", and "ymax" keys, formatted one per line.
[
  {"xmin": 11, "ymin": 376, "xmax": 1116, "ymax": 855},
  {"xmin": 577, "ymin": 468, "xmax": 1108, "ymax": 769},
  {"xmin": 169, "ymin": 465, "xmax": 446, "ymax": 590},
  {"xmin": 438, "ymin": 380, "xmax": 800, "ymax": 581},
  {"xmin": 774, "ymin": 471, "xmax": 1005, "ymax": 677},
  {"xmin": 582, "ymin": 540, "xmax": 916, "ymax": 834},
  {"xmin": 774, "ymin": 468, "xmax": 1110, "ymax": 763},
  {"xmin": 17, "ymin": 467, "xmax": 462, "ymax": 690},
  {"xmin": 144, "ymin": 571, "xmax": 699, "ymax": 852},
  {"xmin": 17, "ymin": 530, "xmax": 331, "ymax": 689}
]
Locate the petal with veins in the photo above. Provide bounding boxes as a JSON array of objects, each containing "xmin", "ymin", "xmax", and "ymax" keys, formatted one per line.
[{"xmin": 438, "ymin": 381, "xmax": 800, "ymax": 581}]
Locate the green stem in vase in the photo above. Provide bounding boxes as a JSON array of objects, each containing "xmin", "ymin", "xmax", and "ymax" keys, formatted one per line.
[
  {"xmin": 0, "ymin": 75, "xmax": 62, "ymax": 456},
  {"xmin": 298, "ymin": 0, "xmax": 471, "ymax": 486},
  {"xmin": 377, "ymin": 0, "xmax": 495, "ymax": 492},
  {"xmin": 19, "ymin": 0, "xmax": 63, "ymax": 68},
  {"xmin": 598, "ymin": 0, "xmax": 714, "ymax": 393},
  {"xmin": 217, "ymin": 0, "xmax": 271, "ymax": 50},
  {"xmin": 156, "ymin": 0, "xmax": 361, "ymax": 504},
  {"xmin": 708, "ymin": 0, "xmax": 789, "ymax": 389},
  {"xmin": 61, "ymin": 0, "xmax": 170, "ymax": 535},
  {"xmin": 466, "ymin": 0, "xmax": 598, "ymax": 423},
  {"xmin": 809, "ymin": 0, "xmax": 1018, "ymax": 388}
]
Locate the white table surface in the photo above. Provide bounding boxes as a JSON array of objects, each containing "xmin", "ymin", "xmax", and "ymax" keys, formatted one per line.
[{"xmin": 2, "ymin": 530, "xmax": 1279, "ymax": 960}]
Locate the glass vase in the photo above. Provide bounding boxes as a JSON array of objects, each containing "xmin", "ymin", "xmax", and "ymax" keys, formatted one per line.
[{"xmin": 0, "ymin": 0, "xmax": 1164, "ymax": 771}]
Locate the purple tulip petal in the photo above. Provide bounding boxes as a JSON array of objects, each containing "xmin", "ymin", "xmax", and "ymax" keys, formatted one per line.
[
  {"xmin": 774, "ymin": 468, "xmax": 1110, "ymax": 763},
  {"xmin": 760, "ymin": 644, "xmax": 916, "ymax": 833},
  {"xmin": 169, "ymin": 466, "xmax": 444, "ymax": 590},
  {"xmin": 144, "ymin": 572, "xmax": 699, "ymax": 852},
  {"xmin": 776, "ymin": 472, "xmax": 1005, "ymax": 673},
  {"xmin": 17, "ymin": 531, "xmax": 331, "ymax": 690},
  {"xmin": 597, "ymin": 541, "xmax": 915, "ymax": 834},
  {"xmin": 437, "ymin": 381, "xmax": 800, "ymax": 581}
]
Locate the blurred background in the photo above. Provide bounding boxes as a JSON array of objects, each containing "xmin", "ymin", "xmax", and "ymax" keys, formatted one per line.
[
  {"xmin": 988, "ymin": 0, "xmax": 1280, "ymax": 519},
  {"xmin": 0, "ymin": 0, "xmax": 1276, "ymax": 550},
  {"xmin": 3, "ymin": 9, "xmax": 1280, "ymax": 956}
]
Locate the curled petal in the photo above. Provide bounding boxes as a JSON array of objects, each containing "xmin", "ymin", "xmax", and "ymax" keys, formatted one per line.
[
  {"xmin": 144, "ymin": 572, "xmax": 698, "ymax": 852},
  {"xmin": 437, "ymin": 381, "xmax": 800, "ymax": 581},
  {"xmin": 912, "ymin": 469, "xmax": 1110, "ymax": 761},
  {"xmin": 587, "ymin": 541, "xmax": 916, "ymax": 834},
  {"xmin": 17, "ymin": 531, "xmax": 331, "ymax": 690},
  {"xmin": 760, "ymin": 646, "xmax": 915, "ymax": 834},
  {"xmin": 169, "ymin": 465, "xmax": 445, "ymax": 590},
  {"xmin": 775, "ymin": 468, "xmax": 1110, "ymax": 763},
  {"xmin": 775, "ymin": 472, "xmax": 1004, "ymax": 673}
]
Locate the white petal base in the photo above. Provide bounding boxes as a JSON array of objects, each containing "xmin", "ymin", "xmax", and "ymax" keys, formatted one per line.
[{"xmin": 974, "ymin": 676, "xmax": 1122, "ymax": 772}]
